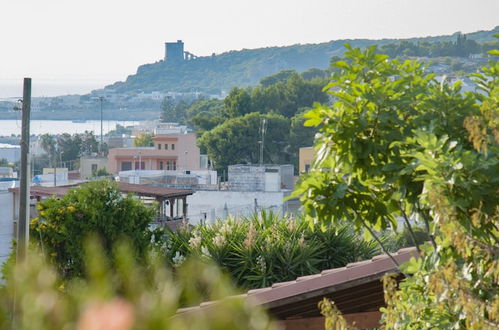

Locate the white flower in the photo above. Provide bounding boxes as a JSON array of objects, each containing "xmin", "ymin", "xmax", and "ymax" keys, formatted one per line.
[
  {"xmin": 172, "ymin": 251, "xmax": 185, "ymax": 267},
  {"xmin": 213, "ymin": 233, "xmax": 226, "ymax": 247},
  {"xmin": 219, "ymin": 223, "xmax": 231, "ymax": 235},
  {"xmin": 256, "ymin": 255, "xmax": 266, "ymax": 273},
  {"xmin": 201, "ymin": 246, "xmax": 211, "ymax": 258},
  {"xmin": 189, "ymin": 235, "xmax": 202, "ymax": 249}
]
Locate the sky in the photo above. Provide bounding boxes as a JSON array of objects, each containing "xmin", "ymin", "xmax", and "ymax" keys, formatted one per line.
[{"xmin": 0, "ymin": 0, "xmax": 498, "ymax": 97}]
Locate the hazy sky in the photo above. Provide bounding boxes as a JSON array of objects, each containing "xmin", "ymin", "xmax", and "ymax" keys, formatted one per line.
[{"xmin": 0, "ymin": 0, "xmax": 497, "ymax": 96}]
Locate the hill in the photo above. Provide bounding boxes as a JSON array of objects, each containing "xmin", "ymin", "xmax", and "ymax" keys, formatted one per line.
[{"xmin": 104, "ymin": 26, "xmax": 498, "ymax": 95}]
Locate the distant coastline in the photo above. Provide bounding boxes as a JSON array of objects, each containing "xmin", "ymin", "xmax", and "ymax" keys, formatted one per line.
[
  {"xmin": 0, "ymin": 108, "xmax": 159, "ymax": 121},
  {"xmin": 0, "ymin": 119, "xmax": 140, "ymax": 136}
]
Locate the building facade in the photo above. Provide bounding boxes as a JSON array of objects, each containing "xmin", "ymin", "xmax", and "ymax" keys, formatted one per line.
[
  {"xmin": 107, "ymin": 133, "xmax": 201, "ymax": 174},
  {"xmin": 80, "ymin": 156, "xmax": 109, "ymax": 179},
  {"xmin": 299, "ymin": 147, "xmax": 314, "ymax": 173}
]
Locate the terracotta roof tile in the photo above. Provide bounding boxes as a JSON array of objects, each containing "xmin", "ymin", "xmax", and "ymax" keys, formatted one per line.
[
  {"xmin": 271, "ymin": 280, "xmax": 296, "ymax": 288},
  {"xmin": 247, "ymin": 288, "xmax": 272, "ymax": 295},
  {"xmin": 177, "ymin": 247, "xmax": 419, "ymax": 316},
  {"xmin": 296, "ymin": 274, "xmax": 322, "ymax": 282},
  {"xmin": 346, "ymin": 259, "xmax": 372, "ymax": 268},
  {"xmin": 320, "ymin": 267, "xmax": 346, "ymax": 275}
]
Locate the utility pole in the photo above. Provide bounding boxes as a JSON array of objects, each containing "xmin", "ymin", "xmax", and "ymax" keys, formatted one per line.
[
  {"xmin": 259, "ymin": 118, "xmax": 266, "ymax": 166},
  {"xmin": 17, "ymin": 78, "xmax": 31, "ymax": 261},
  {"xmin": 98, "ymin": 96, "xmax": 104, "ymax": 155}
]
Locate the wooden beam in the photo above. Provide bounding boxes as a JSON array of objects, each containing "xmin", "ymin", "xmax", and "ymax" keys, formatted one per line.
[
  {"xmin": 279, "ymin": 312, "xmax": 381, "ymax": 330},
  {"xmin": 343, "ymin": 311, "xmax": 382, "ymax": 329}
]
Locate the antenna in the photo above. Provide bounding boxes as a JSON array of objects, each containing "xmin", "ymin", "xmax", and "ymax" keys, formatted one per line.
[{"xmin": 259, "ymin": 118, "xmax": 266, "ymax": 166}]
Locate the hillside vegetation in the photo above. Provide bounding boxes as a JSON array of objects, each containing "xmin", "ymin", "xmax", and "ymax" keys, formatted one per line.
[{"xmin": 104, "ymin": 27, "xmax": 498, "ymax": 94}]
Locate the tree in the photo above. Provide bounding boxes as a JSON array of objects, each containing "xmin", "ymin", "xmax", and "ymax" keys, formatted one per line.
[
  {"xmin": 30, "ymin": 180, "xmax": 155, "ymax": 278},
  {"xmin": 260, "ymin": 69, "xmax": 296, "ymax": 87},
  {"xmin": 296, "ymin": 45, "xmax": 476, "ymax": 251},
  {"xmin": 39, "ymin": 133, "xmax": 57, "ymax": 167},
  {"xmin": 160, "ymin": 97, "xmax": 191, "ymax": 123},
  {"xmin": 80, "ymin": 131, "xmax": 99, "ymax": 155},
  {"xmin": 295, "ymin": 44, "xmax": 498, "ymax": 328},
  {"xmin": 381, "ymin": 49, "xmax": 498, "ymax": 329},
  {"xmin": 186, "ymin": 99, "xmax": 226, "ymax": 134},
  {"xmin": 198, "ymin": 112, "xmax": 290, "ymax": 172},
  {"xmin": 250, "ymin": 73, "xmax": 328, "ymax": 118},
  {"xmin": 57, "ymin": 133, "xmax": 82, "ymax": 164},
  {"xmin": 223, "ymin": 87, "xmax": 252, "ymax": 118},
  {"xmin": 160, "ymin": 96, "xmax": 175, "ymax": 122},
  {"xmin": 133, "ymin": 133, "xmax": 154, "ymax": 147}
]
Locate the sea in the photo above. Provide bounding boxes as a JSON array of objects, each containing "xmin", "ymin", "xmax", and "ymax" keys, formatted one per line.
[{"xmin": 0, "ymin": 120, "xmax": 139, "ymax": 137}]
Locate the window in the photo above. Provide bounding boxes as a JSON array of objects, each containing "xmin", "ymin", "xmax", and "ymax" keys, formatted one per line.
[
  {"xmin": 173, "ymin": 161, "xmax": 177, "ymax": 170},
  {"xmin": 305, "ymin": 164, "xmax": 310, "ymax": 173},
  {"xmin": 166, "ymin": 161, "xmax": 171, "ymax": 170},
  {"xmin": 121, "ymin": 161, "xmax": 132, "ymax": 171},
  {"xmin": 171, "ymin": 144, "xmax": 175, "ymax": 150},
  {"xmin": 158, "ymin": 144, "xmax": 161, "ymax": 150},
  {"xmin": 165, "ymin": 144, "xmax": 168, "ymax": 150},
  {"xmin": 159, "ymin": 161, "xmax": 163, "ymax": 170},
  {"xmin": 91, "ymin": 164, "xmax": 98, "ymax": 172},
  {"xmin": 134, "ymin": 161, "xmax": 145, "ymax": 170}
]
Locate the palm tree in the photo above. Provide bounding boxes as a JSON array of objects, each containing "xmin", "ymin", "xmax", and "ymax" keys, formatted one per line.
[{"xmin": 39, "ymin": 133, "xmax": 57, "ymax": 167}]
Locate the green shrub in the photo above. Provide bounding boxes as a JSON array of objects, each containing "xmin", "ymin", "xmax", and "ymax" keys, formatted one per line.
[
  {"xmin": 30, "ymin": 180, "xmax": 155, "ymax": 279},
  {"xmin": 160, "ymin": 210, "xmax": 379, "ymax": 289},
  {"xmin": 0, "ymin": 240, "xmax": 274, "ymax": 330}
]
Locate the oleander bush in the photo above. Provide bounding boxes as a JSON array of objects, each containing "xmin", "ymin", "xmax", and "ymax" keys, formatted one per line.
[{"xmin": 160, "ymin": 210, "xmax": 379, "ymax": 289}]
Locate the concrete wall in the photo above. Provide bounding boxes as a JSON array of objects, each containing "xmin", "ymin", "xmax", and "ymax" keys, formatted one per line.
[
  {"xmin": 228, "ymin": 164, "xmax": 294, "ymax": 192},
  {"xmin": 0, "ymin": 147, "xmax": 21, "ymax": 163},
  {"xmin": 0, "ymin": 191, "xmax": 14, "ymax": 267},
  {"xmin": 80, "ymin": 157, "xmax": 109, "ymax": 179},
  {"xmin": 187, "ymin": 190, "xmax": 291, "ymax": 225}
]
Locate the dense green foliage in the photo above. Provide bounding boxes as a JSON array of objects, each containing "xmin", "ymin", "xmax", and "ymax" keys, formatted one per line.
[
  {"xmin": 296, "ymin": 44, "xmax": 498, "ymax": 328},
  {"xmin": 0, "ymin": 242, "xmax": 274, "ymax": 329},
  {"xmin": 133, "ymin": 132, "xmax": 154, "ymax": 147},
  {"xmin": 198, "ymin": 112, "xmax": 291, "ymax": 171},
  {"xmin": 381, "ymin": 51, "xmax": 498, "ymax": 329},
  {"xmin": 30, "ymin": 180, "xmax": 155, "ymax": 278},
  {"xmin": 39, "ymin": 131, "xmax": 99, "ymax": 169},
  {"xmin": 104, "ymin": 27, "xmax": 498, "ymax": 95},
  {"xmin": 190, "ymin": 71, "xmax": 327, "ymax": 172},
  {"xmin": 377, "ymin": 32, "xmax": 495, "ymax": 58},
  {"xmin": 160, "ymin": 211, "xmax": 379, "ymax": 289}
]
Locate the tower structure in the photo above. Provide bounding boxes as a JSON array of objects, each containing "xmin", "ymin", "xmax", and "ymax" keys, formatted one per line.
[{"xmin": 164, "ymin": 40, "xmax": 185, "ymax": 62}]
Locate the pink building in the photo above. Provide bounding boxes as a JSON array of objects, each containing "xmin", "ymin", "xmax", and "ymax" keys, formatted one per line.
[{"xmin": 108, "ymin": 133, "xmax": 200, "ymax": 174}]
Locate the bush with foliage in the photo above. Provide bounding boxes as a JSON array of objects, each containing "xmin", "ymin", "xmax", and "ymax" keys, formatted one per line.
[
  {"xmin": 133, "ymin": 133, "xmax": 154, "ymax": 147},
  {"xmin": 296, "ymin": 43, "xmax": 498, "ymax": 328},
  {"xmin": 0, "ymin": 240, "xmax": 274, "ymax": 329},
  {"xmin": 160, "ymin": 211, "xmax": 379, "ymax": 289},
  {"xmin": 30, "ymin": 180, "xmax": 155, "ymax": 278}
]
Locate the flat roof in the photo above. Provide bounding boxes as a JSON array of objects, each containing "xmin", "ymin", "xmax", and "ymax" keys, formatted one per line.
[{"xmin": 9, "ymin": 182, "xmax": 193, "ymax": 199}]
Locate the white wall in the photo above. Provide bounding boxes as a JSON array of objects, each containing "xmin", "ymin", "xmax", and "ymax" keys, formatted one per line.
[
  {"xmin": 187, "ymin": 190, "xmax": 291, "ymax": 225},
  {"xmin": 0, "ymin": 191, "xmax": 14, "ymax": 267}
]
